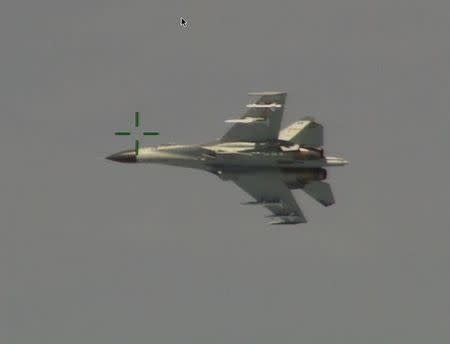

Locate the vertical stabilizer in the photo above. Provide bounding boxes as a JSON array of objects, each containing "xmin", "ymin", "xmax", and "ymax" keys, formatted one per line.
[{"xmin": 278, "ymin": 118, "xmax": 323, "ymax": 147}]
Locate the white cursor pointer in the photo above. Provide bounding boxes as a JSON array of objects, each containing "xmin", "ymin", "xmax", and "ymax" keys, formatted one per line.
[{"xmin": 180, "ymin": 17, "xmax": 188, "ymax": 28}]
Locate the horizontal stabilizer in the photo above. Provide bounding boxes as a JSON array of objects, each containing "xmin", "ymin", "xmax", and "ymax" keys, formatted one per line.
[
  {"xmin": 279, "ymin": 118, "xmax": 323, "ymax": 147},
  {"xmin": 303, "ymin": 181, "xmax": 335, "ymax": 207}
]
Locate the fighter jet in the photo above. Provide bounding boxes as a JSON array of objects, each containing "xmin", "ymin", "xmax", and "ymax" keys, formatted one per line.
[{"xmin": 106, "ymin": 92, "xmax": 348, "ymax": 224}]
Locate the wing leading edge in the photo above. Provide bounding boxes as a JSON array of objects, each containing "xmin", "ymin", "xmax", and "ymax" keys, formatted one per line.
[{"xmin": 232, "ymin": 169, "xmax": 307, "ymax": 225}]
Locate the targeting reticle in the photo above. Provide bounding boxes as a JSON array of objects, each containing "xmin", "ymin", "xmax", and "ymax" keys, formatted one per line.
[{"xmin": 114, "ymin": 112, "xmax": 160, "ymax": 156}]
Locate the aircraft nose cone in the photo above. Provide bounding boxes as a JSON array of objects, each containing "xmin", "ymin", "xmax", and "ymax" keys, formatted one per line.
[{"xmin": 106, "ymin": 150, "xmax": 137, "ymax": 163}]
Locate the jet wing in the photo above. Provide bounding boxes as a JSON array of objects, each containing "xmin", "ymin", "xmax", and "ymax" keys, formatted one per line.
[
  {"xmin": 221, "ymin": 92, "xmax": 287, "ymax": 142},
  {"xmin": 232, "ymin": 169, "xmax": 307, "ymax": 225}
]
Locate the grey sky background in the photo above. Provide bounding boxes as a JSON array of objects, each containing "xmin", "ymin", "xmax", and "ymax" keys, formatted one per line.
[{"xmin": 1, "ymin": 0, "xmax": 449, "ymax": 343}]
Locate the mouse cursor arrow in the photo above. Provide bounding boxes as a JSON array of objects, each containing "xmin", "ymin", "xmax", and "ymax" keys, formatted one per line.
[{"xmin": 180, "ymin": 17, "xmax": 188, "ymax": 28}]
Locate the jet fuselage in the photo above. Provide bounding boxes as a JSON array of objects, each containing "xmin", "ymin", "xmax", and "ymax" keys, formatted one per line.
[{"xmin": 106, "ymin": 141, "xmax": 348, "ymax": 172}]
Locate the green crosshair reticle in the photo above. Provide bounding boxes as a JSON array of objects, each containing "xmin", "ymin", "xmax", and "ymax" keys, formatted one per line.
[{"xmin": 114, "ymin": 112, "xmax": 160, "ymax": 155}]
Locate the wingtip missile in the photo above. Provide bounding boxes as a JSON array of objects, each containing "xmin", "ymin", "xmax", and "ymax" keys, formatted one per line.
[
  {"xmin": 248, "ymin": 91, "xmax": 287, "ymax": 96},
  {"xmin": 268, "ymin": 216, "xmax": 307, "ymax": 225},
  {"xmin": 225, "ymin": 117, "xmax": 265, "ymax": 124},
  {"xmin": 241, "ymin": 199, "xmax": 282, "ymax": 206}
]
